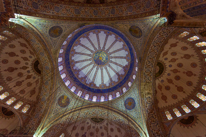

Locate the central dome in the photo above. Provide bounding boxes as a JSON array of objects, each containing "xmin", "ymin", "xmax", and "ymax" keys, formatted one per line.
[{"xmin": 58, "ymin": 25, "xmax": 138, "ymax": 102}]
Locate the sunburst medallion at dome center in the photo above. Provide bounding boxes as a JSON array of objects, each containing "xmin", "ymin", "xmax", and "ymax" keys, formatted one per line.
[{"xmin": 93, "ymin": 51, "xmax": 108, "ymax": 66}]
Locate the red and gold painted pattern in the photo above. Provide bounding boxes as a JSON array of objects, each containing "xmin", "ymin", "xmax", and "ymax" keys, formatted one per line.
[{"xmin": 13, "ymin": 0, "xmax": 158, "ymax": 21}]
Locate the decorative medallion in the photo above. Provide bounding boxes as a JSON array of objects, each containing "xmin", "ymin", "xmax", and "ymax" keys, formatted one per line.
[
  {"xmin": 49, "ymin": 26, "xmax": 63, "ymax": 38},
  {"xmin": 129, "ymin": 26, "xmax": 142, "ymax": 38},
  {"xmin": 58, "ymin": 25, "xmax": 138, "ymax": 102},
  {"xmin": 178, "ymin": 115, "xmax": 197, "ymax": 128},
  {"xmin": 58, "ymin": 95, "xmax": 70, "ymax": 108},
  {"xmin": 0, "ymin": 107, "xmax": 15, "ymax": 119},
  {"xmin": 32, "ymin": 59, "xmax": 42, "ymax": 75},
  {"xmin": 93, "ymin": 51, "xmax": 108, "ymax": 66},
  {"xmin": 91, "ymin": 118, "xmax": 104, "ymax": 123},
  {"xmin": 124, "ymin": 97, "xmax": 136, "ymax": 110},
  {"xmin": 155, "ymin": 61, "xmax": 165, "ymax": 78}
]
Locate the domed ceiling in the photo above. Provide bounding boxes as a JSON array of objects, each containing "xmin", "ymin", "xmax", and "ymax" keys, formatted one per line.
[
  {"xmin": 57, "ymin": 118, "xmax": 140, "ymax": 137},
  {"xmin": 58, "ymin": 25, "xmax": 138, "ymax": 102},
  {"xmin": 0, "ymin": 30, "xmax": 42, "ymax": 113},
  {"xmin": 0, "ymin": 106, "xmax": 21, "ymax": 135},
  {"xmin": 170, "ymin": 114, "xmax": 206, "ymax": 137},
  {"xmin": 156, "ymin": 30, "xmax": 206, "ymax": 120}
]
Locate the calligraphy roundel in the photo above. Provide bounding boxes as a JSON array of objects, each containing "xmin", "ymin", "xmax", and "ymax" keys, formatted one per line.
[
  {"xmin": 58, "ymin": 95, "xmax": 70, "ymax": 108},
  {"xmin": 58, "ymin": 25, "xmax": 138, "ymax": 102},
  {"xmin": 124, "ymin": 97, "xmax": 136, "ymax": 110},
  {"xmin": 49, "ymin": 26, "xmax": 63, "ymax": 38}
]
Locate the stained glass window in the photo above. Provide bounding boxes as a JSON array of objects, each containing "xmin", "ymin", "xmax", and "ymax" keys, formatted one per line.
[
  {"xmin": 3, "ymin": 31, "xmax": 14, "ymax": 37},
  {"xmin": 197, "ymin": 93, "xmax": 206, "ymax": 101},
  {"xmin": 92, "ymin": 96, "xmax": 97, "ymax": 102},
  {"xmin": 71, "ymin": 86, "xmax": 76, "ymax": 92},
  {"xmin": 100, "ymin": 96, "xmax": 104, "ymax": 102},
  {"xmin": 179, "ymin": 31, "xmax": 189, "ymax": 38},
  {"xmin": 84, "ymin": 94, "xmax": 89, "ymax": 100},
  {"xmin": 128, "ymin": 82, "xmax": 132, "ymax": 87},
  {"xmin": 65, "ymin": 80, "xmax": 70, "ymax": 86},
  {"xmin": 59, "ymin": 66, "xmax": 63, "ymax": 71},
  {"xmin": 165, "ymin": 111, "xmax": 173, "ymax": 120},
  {"xmin": 202, "ymin": 85, "xmax": 206, "ymax": 91},
  {"xmin": 181, "ymin": 105, "xmax": 191, "ymax": 113},
  {"xmin": 188, "ymin": 36, "xmax": 199, "ymax": 41},
  {"xmin": 22, "ymin": 104, "xmax": 30, "ymax": 113},
  {"xmin": 61, "ymin": 73, "xmax": 66, "ymax": 79},
  {"xmin": 58, "ymin": 57, "xmax": 62, "ymax": 62},
  {"xmin": 0, "ymin": 35, "xmax": 7, "ymax": 40},
  {"xmin": 123, "ymin": 87, "xmax": 126, "ymax": 93},
  {"xmin": 196, "ymin": 42, "xmax": 206, "ymax": 47},
  {"xmin": 0, "ymin": 92, "xmax": 9, "ymax": 100},
  {"xmin": 0, "ymin": 86, "xmax": 3, "ymax": 91},
  {"xmin": 116, "ymin": 92, "xmax": 120, "ymax": 97},
  {"xmin": 77, "ymin": 91, "xmax": 82, "ymax": 97},
  {"xmin": 109, "ymin": 95, "xmax": 112, "ymax": 100},
  {"xmin": 60, "ymin": 49, "xmax": 63, "ymax": 53},
  {"xmin": 59, "ymin": 133, "xmax": 65, "ymax": 137},
  {"xmin": 173, "ymin": 108, "xmax": 182, "ymax": 117},
  {"xmin": 14, "ymin": 101, "xmax": 23, "ymax": 109},
  {"xmin": 189, "ymin": 99, "xmax": 200, "ymax": 108},
  {"xmin": 201, "ymin": 50, "xmax": 206, "ymax": 54},
  {"xmin": 6, "ymin": 97, "xmax": 16, "ymax": 105}
]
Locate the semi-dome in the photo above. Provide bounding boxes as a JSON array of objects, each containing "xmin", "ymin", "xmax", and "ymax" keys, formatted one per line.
[{"xmin": 58, "ymin": 25, "xmax": 138, "ymax": 102}]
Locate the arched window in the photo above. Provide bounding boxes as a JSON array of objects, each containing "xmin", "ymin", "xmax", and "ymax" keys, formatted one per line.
[
  {"xmin": 181, "ymin": 105, "xmax": 191, "ymax": 113},
  {"xmin": 197, "ymin": 93, "xmax": 206, "ymax": 101},
  {"xmin": 123, "ymin": 87, "xmax": 126, "ymax": 93},
  {"xmin": 3, "ymin": 30, "xmax": 14, "ymax": 37},
  {"xmin": 179, "ymin": 31, "xmax": 189, "ymax": 38},
  {"xmin": 196, "ymin": 42, "xmax": 206, "ymax": 47},
  {"xmin": 71, "ymin": 86, "xmax": 76, "ymax": 92},
  {"xmin": 128, "ymin": 82, "xmax": 132, "ymax": 87},
  {"xmin": 0, "ymin": 92, "xmax": 9, "ymax": 100},
  {"xmin": 60, "ymin": 49, "xmax": 64, "ymax": 53},
  {"xmin": 65, "ymin": 80, "xmax": 70, "ymax": 86},
  {"xmin": 100, "ymin": 96, "xmax": 104, "ymax": 102},
  {"xmin": 22, "ymin": 104, "xmax": 30, "ymax": 113},
  {"xmin": 14, "ymin": 101, "xmax": 23, "ymax": 109},
  {"xmin": 6, "ymin": 97, "xmax": 16, "ymax": 105},
  {"xmin": 202, "ymin": 85, "xmax": 206, "ymax": 91},
  {"xmin": 116, "ymin": 92, "xmax": 120, "ymax": 97},
  {"xmin": 59, "ymin": 133, "xmax": 65, "ymax": 137},
  {"xmin": 84, "ymin": 94, "xmax": 89, "ymax": 100},
  {"xmin": 59, "ymin": 65, "xmax": 63, "ymax": 71},
  {"xmin": 0, "ymin": 86, "xmax": 3, "ymax": 91},
  {"xmin": 0, "ymin": 35, "xmax": 7, "ymax": 40},
  {"xmin": 63, "ymin": 41, "xmax": 67, "ymax": 45},
  {"xmin": 92, "ymin": 96, "xmax": 97, "ymax": 102},
  {"xmin": 201, "ymin": 50, "xmax": 206, "ymax": 54},
  {"xmin": 188, "ymin": 36, "xmax": 199, "ymax": 41},
  {"xmin": 77, "ymin": 91, "xmax": 82, "ymax": 97},
  {"xmin": 173, "ymin": 108, "xmax": 182, "ymax": 117},
  {"xmin": 58, "ymin": 57, "xmax": 63, "ymax": 62},
  {"xmin": 61, "ymin": 73, "xmax": 66, "ymax": 79},
  {"xmin": 109, "ymin": 95, "xmax": 112, "ymax": 100},
  {"xmin": 189, "ymin": 99, "xmax": 200, "ymax": 108},
  {"xmin": 165, "ymin": 111, "xmax": 173, "ymax": 120}
]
